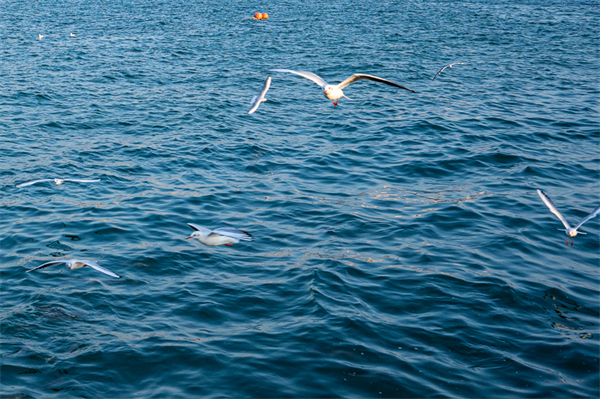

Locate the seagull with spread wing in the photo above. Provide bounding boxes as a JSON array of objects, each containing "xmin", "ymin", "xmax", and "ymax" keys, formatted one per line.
[
  {"xmin": 270, "ymin": 69, "xmax": 414, "ymax": 107},
  {"xmin": 432, "ymin": 62, "xmax": 468, "ymax": 81},
  {"xmin": 27, "ymin": 259, "xmax": 121, "ymax": 278},
  {"xmin": 16, "ymin": 178, "xmax": 100, "ymax": 188},
  {"xmin": 537, "ymin": 189, "xmax": 600, "ymax": 246},
  {"xmin": 186, "ymin": 223, "xmax": 254, "ymax": 247}
]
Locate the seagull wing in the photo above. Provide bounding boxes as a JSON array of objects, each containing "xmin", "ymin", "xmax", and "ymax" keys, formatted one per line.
[
  {"xmin": 574, "ymin": 205, "xmax": 600, "ymax": 230},
  {"xmin": 27, "ymin": 260, "xmax": 67, "ymax": 273},
  {"xmin": 432, "ymin": 66, "xmax": 449, "ymax": 81},
  {"xmin": 63, "ymin": 179, "xmax": 101, "ymax": 183},
  {"xmin": 337, "ymin": 74, "xmax": 415, "ymax": 92},
  {"xmin": 248, "ymin": 76, "xmax": 271, "ymax": 114},
  {"xmin": 537, "ymin": 189, "xmax": 571, "ymax": 229},
  {"xmin": 270, "ymin": 69, "xmax": 328, "ymax": 87},
  {"xmin": 16, "ymin": 179, "xmax": 53, "ymax": 188},
  {"xmin": 187, "ymin": 223, "xmax": 213, "ymax": 235},
  {"xmin": 84, "ymin": 261, "xmax": 121, "ymax": 278},
  {"xmin": 212, "ymin": 228, "xmax": 254, "ymax": 241}
]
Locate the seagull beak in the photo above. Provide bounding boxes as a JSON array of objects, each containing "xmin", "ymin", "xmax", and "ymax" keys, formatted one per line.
[{"xmin": 186, "ymin": 236, "xmax": 192, "ymax": 239}]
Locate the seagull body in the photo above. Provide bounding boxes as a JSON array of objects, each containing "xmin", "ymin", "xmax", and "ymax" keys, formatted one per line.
[
  {"xmin": 27, "ymin": 259, "xmax": 121, "ymax": 278},
  {"xmin": 270, "ymin": 69, "xmax": 415, "ymax": 107},
  {"xmin": 16, "ymin": 178, "xmax": 100, "ymax": 188},
  {"xmin": 38, "ymin": 34, "xmax": 44, "ymax": 40},
  {"xmin": 537, "ymin": 189, "xmax": 600, "ymax": 246},
  {"xmin": 432, "ymin": 62, "xmax": 467, "ymax": 81},
  {"xmin": 186, "ymin": 223, "xmax": 254, "ymax": 247},
  {"xmin": 248, "ymin": 76, "xmax": 271, "ymax": 114}
]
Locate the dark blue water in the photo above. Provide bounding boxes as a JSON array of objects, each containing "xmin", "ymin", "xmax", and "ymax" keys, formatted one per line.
[{"xmin": 1, "ymin": 0, "xmax": 599, "ymax": 397}]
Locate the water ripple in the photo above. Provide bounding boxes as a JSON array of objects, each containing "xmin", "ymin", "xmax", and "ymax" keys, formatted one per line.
[{"xmin": 1, "ymin": 0, "xmax": 599, "ymax": 397}]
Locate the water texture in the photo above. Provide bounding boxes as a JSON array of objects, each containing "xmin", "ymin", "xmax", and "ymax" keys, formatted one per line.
[{"xmin": 1, "ymin": 0, "xmax": 599, "ymax": 397}]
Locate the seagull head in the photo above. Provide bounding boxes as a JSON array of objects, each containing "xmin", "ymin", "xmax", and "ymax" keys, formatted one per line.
[
  {"xmin": 186, "ymin": 231, "xmax": 203, "ymax": 240},
  {"xmin": 54, "ymin": 179, "xmax": 65, "ymax": 185},
  {"xmin": 323, "ymin": 85, "xmax": 334, "ymax": 95},
  {"xmin": 65, "ymin": 260, "xmax": 79, "ymax": 270}
]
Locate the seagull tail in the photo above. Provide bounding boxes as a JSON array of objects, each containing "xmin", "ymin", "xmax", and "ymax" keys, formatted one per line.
[{"xmin": 342, "ymin": 94, "xmax": 352, "ymax": 100}]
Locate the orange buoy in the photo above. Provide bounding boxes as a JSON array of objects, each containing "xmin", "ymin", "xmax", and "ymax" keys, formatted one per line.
[
  {"xmin": 254, "ymin": 12, "xmax": 263, "ymax": 20},
  {"xmin": 262, "ymin": 13, "xmax": 269, "ymax": 19}
]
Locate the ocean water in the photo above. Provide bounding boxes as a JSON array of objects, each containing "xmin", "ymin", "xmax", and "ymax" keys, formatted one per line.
[{"xmin": 1, "ymin": 0, "xmax": 599, "ymax": 397}]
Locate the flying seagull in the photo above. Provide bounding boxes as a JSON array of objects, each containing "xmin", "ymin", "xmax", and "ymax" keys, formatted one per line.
[
  {"xmin": 70, "ymin": 33, "xmax": 75, "ymax": 37},
  {"xmin": 248, "ymin": 76, "xmax": 271, "ymax": 114},
  {"xmin": 432, "ymin": 63, "xmax": 468, "ymax": 81},
  {"xmin": 186, "ymin": 223, "xmax": 254, "ymax": 247},
  {"xmin": 16, "ymin": 178, "xmax": 100, "ymax": 188},
  {"xmin": 38, "ymin": 34, "xmax": 44, "ymax": 40},
  {"xmin": 270, "ymin": 69, "xmax": 414, "ymax": 107},
  {"xmin": 537, "ymin": 189, "xmax": 600, "ymax": 246},
  {"xmin": 27, "ymin": 259, "xmax": 121, "ymax": 278}
]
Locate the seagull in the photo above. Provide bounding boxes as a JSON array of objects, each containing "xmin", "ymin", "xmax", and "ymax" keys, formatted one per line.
[
  {"xmin": 186, "ymin": 223, "xmax": 254, "ymax": 247},
  {"xmin": 432, "ymin": 63, "xmax": 468, "ymax": 81},
  {"xmin": 537, "ymin": 189, "xmax": 600, "ymax": 246},
  {"xmin": 270, "ymin": 69, "xmax": 415, "ymax": 107},
  {"xmin": 38, "ymin": 34, "xmax": 44, "ymax": 40},
  {"xmin": 70, "ymin": 33, "xmax": 75, "ymax": 37},
  {"xmin": 248, "ymin": 76, "xmax": 271, "ymax": 114},
  {"xmin": 16, "ymin": 178, "xmax": 100, "ymax": 188},
  {"xmin": 27, "ymin": 259, "xmax": 121, "ymax": 278}
]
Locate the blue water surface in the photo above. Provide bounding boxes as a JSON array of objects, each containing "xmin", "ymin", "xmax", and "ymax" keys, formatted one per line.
[{"xmin": 1, "ymin": 0, "xmax": 599, "ymax": 397}]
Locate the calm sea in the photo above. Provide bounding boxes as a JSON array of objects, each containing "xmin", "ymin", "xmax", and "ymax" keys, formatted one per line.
[{"xmin": 1, "ymin": 0, "xmax": 599, "ymax": 397}]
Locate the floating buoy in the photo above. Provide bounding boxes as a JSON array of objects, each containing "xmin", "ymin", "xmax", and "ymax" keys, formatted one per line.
[
  {"xmin": 254, "ymin": 12, "xmax": 263, "ymax": 20},
  {"xmin": 262, "ymin": 13, "xmax": 269, "ymax": 19}
]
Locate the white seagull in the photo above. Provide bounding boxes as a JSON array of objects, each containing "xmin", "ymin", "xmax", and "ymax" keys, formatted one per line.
[
  {"xmin": 248, "ymin": 76, "xmax": 271, "ymax": 114},
  {"xmin": 186, "ymin": 223, "xmax": 254, "ymax": 247},
  {"xmin": 537, "ymin": 189, "xmax": 600, "ymax": 246},
  {"xmin": 70, "ymin": 33, "xmax": 75, "ymax": 37},
  {"xmin": 16, "ymin": 178, "xmax": 100, "ymax": 188},
  {"xmin": 432, "ymin": 62, "xmax": 468, "ymax": 81},
  {"xmin": 270, "ymin": 69, "xmax": 415, "ymax": 107},
  {"xmin": 27, "ymin": 259, "xmax": 121, "ymax": 278},
  {"xmin": 38, "ymin": 34, "xmax": 44, "ymax": 40}
]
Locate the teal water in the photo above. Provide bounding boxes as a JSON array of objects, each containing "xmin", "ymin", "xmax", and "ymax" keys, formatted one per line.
[{"xmin": 1, "ymin": 0, "xmax": 599, "ymax": 397}]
